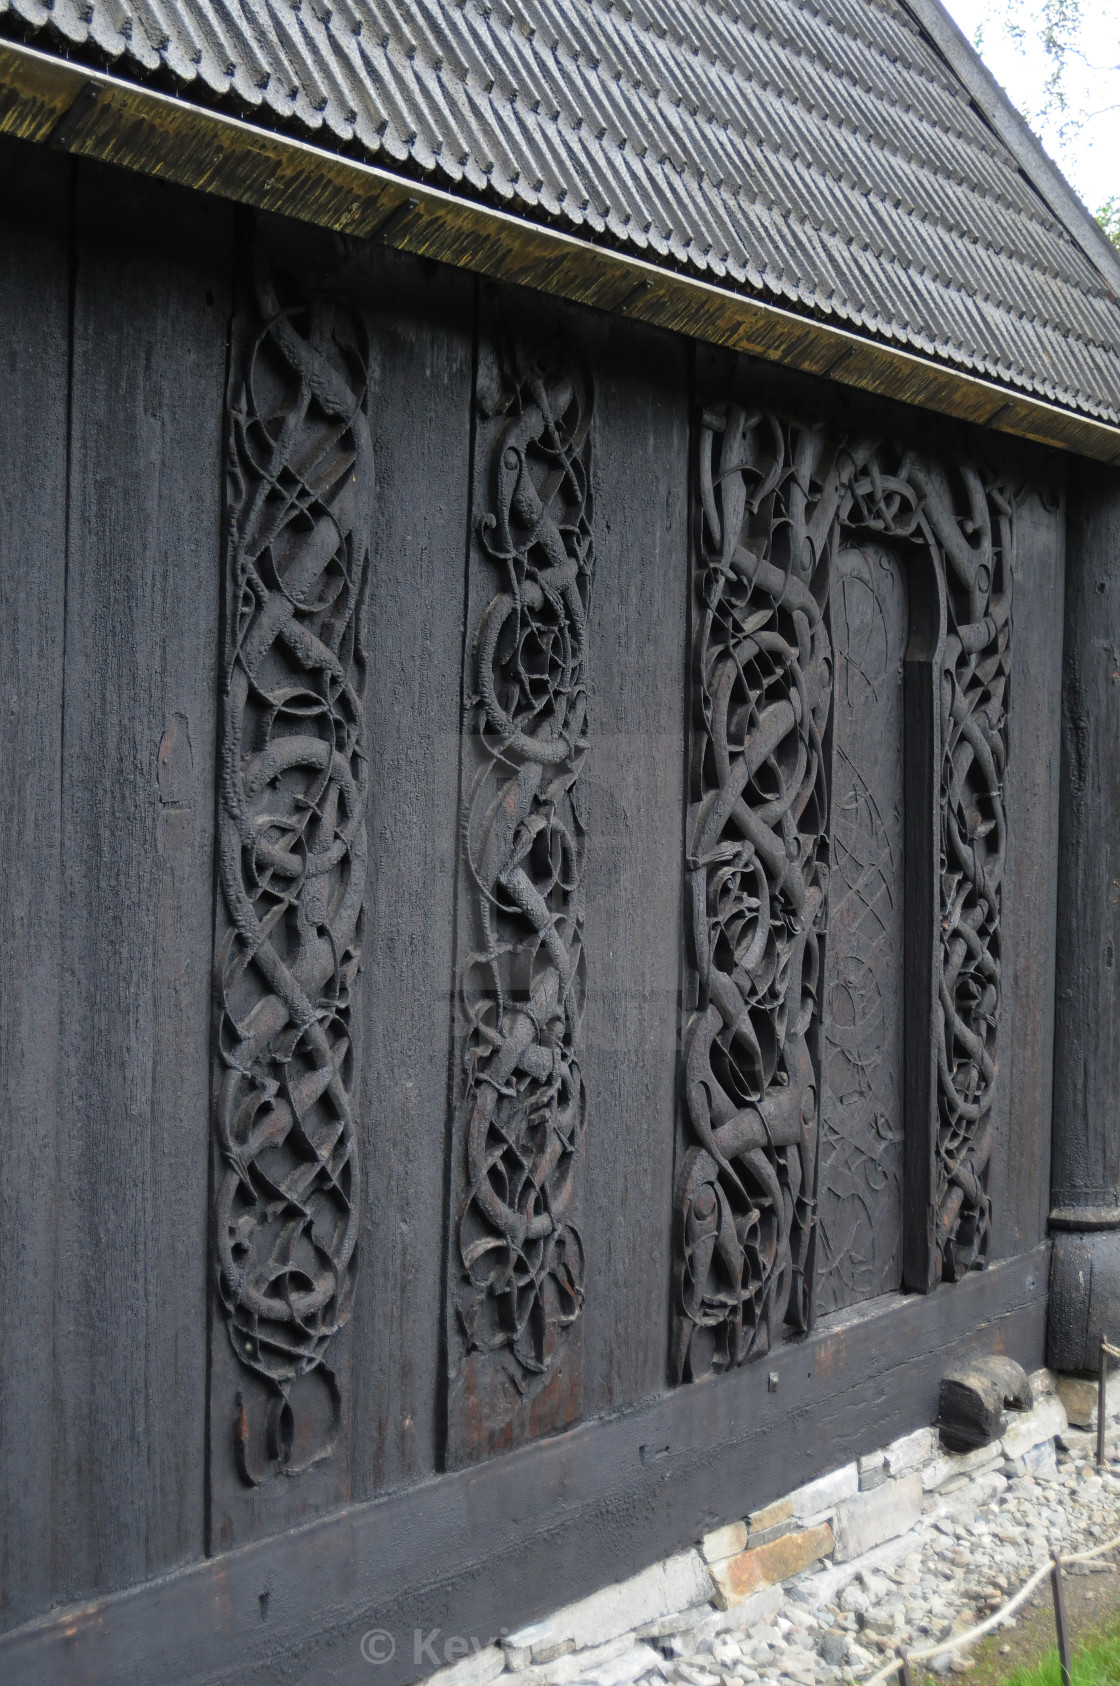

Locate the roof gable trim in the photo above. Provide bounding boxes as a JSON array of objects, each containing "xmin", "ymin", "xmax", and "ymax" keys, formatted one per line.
[{"xmin": 899, "ymin": 0, "xmax": 1120, "ymax": 303}]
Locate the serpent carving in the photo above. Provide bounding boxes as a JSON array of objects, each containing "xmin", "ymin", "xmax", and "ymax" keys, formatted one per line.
[
  {"xmin": 215, "ymin": 268, "xmax": 371, "ymax": 1478},
  {"xmin": 677, "ymin": 415, "xmax": 1012, "ymax": 1374},
  {"xmin": 675, "ymin": 407, "xmax": 860, "ymax": 1381},
  {"xmin": 846, "ymin": 453, "xmax": 1011, "ymax": 1280},
  {"xmin": 454, "ymin": 362, "xmax": 593, "ymax": 1399},
  {"xmin": 919, "ymin": 462, "xmax": 1012, "ymax": 1280}
]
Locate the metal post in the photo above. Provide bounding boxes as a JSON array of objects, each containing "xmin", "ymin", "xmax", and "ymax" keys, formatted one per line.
[
  {"xmin": 1051, "ymin": 1554, "xmax": 1072, "ymax": 1686},
  {"xmin": 896, "ymin": 1652, "xmax": 913, "ymax": 1686},
  {"xmin": 1099, "ymin": 1334, "xmax": 1108, "ymax": 1469}
]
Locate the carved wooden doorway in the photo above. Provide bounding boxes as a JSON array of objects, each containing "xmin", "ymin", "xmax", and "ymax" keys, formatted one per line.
[{"xmin": 817, "ymin": 542, "xmax": 908, "ymax": 1313}]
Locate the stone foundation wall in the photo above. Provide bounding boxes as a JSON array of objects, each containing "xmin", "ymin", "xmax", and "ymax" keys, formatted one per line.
[{"xmin": 414, "ymin": 1370, "xmax": 1119, "ymax": 1686}]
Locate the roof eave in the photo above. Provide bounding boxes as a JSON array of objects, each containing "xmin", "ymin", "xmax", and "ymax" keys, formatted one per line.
[{"xmin": 2, "ymin": 33, "xmax": 1118, "ymax": 465}]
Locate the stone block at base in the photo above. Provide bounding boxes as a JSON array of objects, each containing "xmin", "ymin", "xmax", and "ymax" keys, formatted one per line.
[
  {"xmin": 1001, "ymin": 1395, "xmax": 1067, "ymax": 1458},
  {"xmin": 749, "ymin": 1496, "xmax": 794, "ymax": 1534},
  {"xmin": 885, "ymin": 1427, "xmax": 937, "ymax": 1476},
  {"xmin": 789, "ymin": 1464, "xmax": 858, "ymax": 1522},
  {"xmin": 831, "ymin": 1474, "xmax": 922, "ymax": 1564},
  {"xmin": 1023, "ymin": 1441, "xmax": 1059, "ymax": 1480},
  {"xmin": 708, "ymin": 1524, "xmax": 833, "ymax": 1609},
  {"xmin": 700, "ymin": 1522, "xmax": 747, "ymax": 1564},
  {"xmin": 1057, "ymin": 1376, "xmax": 1098, "ymax": 1430},
  {"xmin": 424, "ymin": 1648, "xmax": 507, "ymax": 1686},
  {"xmin": 505, "ymin": 1552, "xmax": 713, "ymax": 1663},
  {"xmin": 921, "ymin": 1442, "xmax": 1003, "ymax": 1491}
]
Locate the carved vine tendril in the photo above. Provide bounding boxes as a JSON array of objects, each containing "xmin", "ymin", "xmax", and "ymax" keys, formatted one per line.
[
  {"xmin": 216, "ymin": 268, "xmax": 371, "ymax": 1479},
  {"xmin": 456, "ymin": 364, "xmax": 593, "ymax": 1397}
]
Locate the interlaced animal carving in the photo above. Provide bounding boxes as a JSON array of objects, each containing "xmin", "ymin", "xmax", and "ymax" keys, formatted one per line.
[
  {"xmin": 215, "ymin": 267, "xmax": 371, "ymax": 1478},
  {"xmin": 677, "ymin": 414, "xmax": 1012, "ymax": 1375},
  {"xmin": 917, "ymin": 462, "xmax": 1011, "ymax": 1279},
  {"xmin": 455, "ymin": 363, "xmax": 593, "ymax": 1397},
  {"xmin": 675, "ymin": 408, "xmax": 859, "ymax": 1380},
  {"xmin": 846, "ymin": 454, "xmax": 1011, "ymax": 1279}
]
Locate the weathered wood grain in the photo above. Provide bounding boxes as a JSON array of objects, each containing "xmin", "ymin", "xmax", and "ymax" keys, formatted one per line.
[
  {"xmin": 901, "ymin": 552, "xmax": 944, "ymax": 1295},
  {"xmin": 0, "ymin": 136, "xmax": 71, "ymax": 1633},
  {"xmin": 818, "ymin": 542, "xmax": 907, "ymax": 1311},
  {"xmin": 0, "ymin": 1245, "xmax": 1048, "ymax": 1686},
  {"xmin": 1051, "ymin": 463, "xmax": 1119, "ymax": 1213},
  {"xmin": 343, "ymin": 241, "xmax": 475, "ymax": 1496},
  {"xmin": 579, "ymin": 318, "xmax": 688, "ymax": 1413},
  {"xmin": 1048, "ymin": 460, "xmax": 1120, "ymax": 1366},
  {"xmin": 990, "ymin": 476, "xmax": 1065, "ymax": 1257},
  {"xmin": 51, "ymin": 160, "xmax": 231, "ymax": 1603}
]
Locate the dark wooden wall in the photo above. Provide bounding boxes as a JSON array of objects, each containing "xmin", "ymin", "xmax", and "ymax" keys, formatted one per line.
[{"xmin": 0, "ymin": 133, "xmax": 1063, "ymax": 1661}]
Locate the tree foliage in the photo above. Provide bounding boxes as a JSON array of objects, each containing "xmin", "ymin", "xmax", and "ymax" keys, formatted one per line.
[{"xmin": 973, "ymin": 0, "xmax": 1119, "ymax": 245}]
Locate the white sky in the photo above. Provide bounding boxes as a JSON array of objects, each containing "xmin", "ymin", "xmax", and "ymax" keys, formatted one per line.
[{"xmin": 939, "ymin": 0, "xmax": 1120, "ymax": 213}]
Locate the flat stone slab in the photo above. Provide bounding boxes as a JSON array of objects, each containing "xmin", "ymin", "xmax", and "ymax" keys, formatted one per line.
[
  {"xmin": 699, "ymin": 1522, "xmax": 746, "ymax": 1564},
  {"xmin": 1057, "ymin": 1375, "xmax": 1099, "ymax": 1430},
  {"xmin": 886, "ymin": 1426, "xmax": 937, "ymax": 1475},
  {"xmin": 581, "ymin": 1643, "xmax": 662, "ymax": 1686},
  {"xmin": 1002, "ymin": 1395, "xmax": 1067, "ymax": 1458},
  {"xmin": 789, "ymin": 1463, "xmax": 858, "ymax": 1522},
  {"xmin": 921, "ymin": 1441, "xmax": 1004, "ymax": 1491},
  {"xmin": 832, "ymin": 1473, "xmax": 922, "ymax": 1563},
  {"xmin": 708, "ymin": 1524, "xmax": 833, "ymax": 1609},
  {"xmin": 504, "ymin": 1635, "xmax": 636, "ymax": 1686},
  {"xmin": 505, "ymin": 1552, "xmax": 713, "ymax": 1664},
  {"xmin": 425, "ymin": 1648, "xmax": 507, "ymax": 1686}
]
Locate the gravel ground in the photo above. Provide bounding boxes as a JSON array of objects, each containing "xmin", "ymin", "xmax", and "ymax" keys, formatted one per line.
[{"xmin": 645, "ymin": 1439, "xmax": 1120, "ymax": 1685}]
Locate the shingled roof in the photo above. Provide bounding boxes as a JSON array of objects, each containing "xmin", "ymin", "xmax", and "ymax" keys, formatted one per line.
[{"xmin": 4, "ymin": 0, "xmax": 1120, "ymax": 432}]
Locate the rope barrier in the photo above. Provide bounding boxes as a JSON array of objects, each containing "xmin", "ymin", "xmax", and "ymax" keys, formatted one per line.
[
  {"xmin": 859, "ymin": 1345, "xmax": 1120, "ymax": 1685},
  {"xmin": 857, "ymin": 1526, "xmax": 1120, "ymax": 1686}
]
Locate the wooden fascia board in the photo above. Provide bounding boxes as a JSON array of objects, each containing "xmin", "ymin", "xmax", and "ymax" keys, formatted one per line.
[{"xmin": 1, "ymin": 34, "xmax": 1118, "ymax": 465}]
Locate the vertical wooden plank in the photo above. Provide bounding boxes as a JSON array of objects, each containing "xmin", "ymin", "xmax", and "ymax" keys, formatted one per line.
[
  {"xmin": 1050, "ymin": 460, "xmax": 1120, "ymax": 1368},
  {"xmin": 579, "ymin": 322, "xmax": 689, "ymax": 1415},
  {"xmin": 0, "ymin": 135, "xmax": 70, "ymax": 1633},
  {"xmin": 901, "ymin": 556, "xmax": 944, "ymax": 1295},
  {"xmin": 676, "ymin": 354, "xmax": 835, "ymax": 1378},
  {"xmin": 51, "ymin": 160, "xmax": 231, "ymax": 1602},
  {"xmin": 990, "ymin": 470, "xmax": 1065, "ymax": 1258},
  {"xmin": 350, "ymin": 248, "xmax": 475, "ymax": 1494}
]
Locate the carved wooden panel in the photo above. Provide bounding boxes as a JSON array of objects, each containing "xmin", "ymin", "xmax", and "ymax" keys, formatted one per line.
[
  {"xmin": 445, "ymin": 337, "xmax": 593, "ymax": 1462},
  {"xmin": 674, "ymin": 408, "xmax": 856, "ymax": 1381},
  {"xmin": 676, "ymin": 408, "xmax": 1014, "ymax": 1373},
  {"xmin": 921, "ymin": 462, "xmax": 1012, "ymax": 1282},
  {"xmin": 842, "ymin": 452, "xmax": 1013, "ymax": 1291},
  {"xmin": 817, "ymin": 542, "xmax": 906, "ymax": 1313},
  {"xmin": 213, "ymin": 266, "xmax": 371, "ymax": 1482}
]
